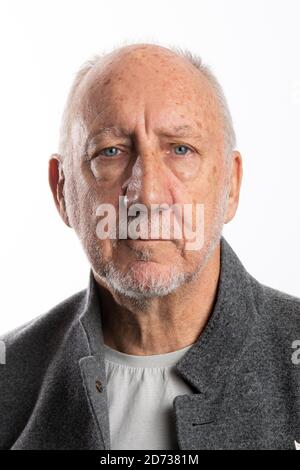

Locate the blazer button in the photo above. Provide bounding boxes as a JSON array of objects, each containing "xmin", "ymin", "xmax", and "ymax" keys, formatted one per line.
[{"xmin": 95, "ymin": 379, "xmax": 103, "ymax": 393}]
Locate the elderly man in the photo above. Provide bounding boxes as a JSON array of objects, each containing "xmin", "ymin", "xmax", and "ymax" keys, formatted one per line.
[{"xmin": 0, "ymin": 43, "xmax": 299, "ymax": 451}]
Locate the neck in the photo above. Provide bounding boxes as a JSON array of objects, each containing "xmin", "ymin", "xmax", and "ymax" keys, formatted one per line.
[{"xmin": 94, "ymin": 242, "xmax": 221, "ymax": 356}]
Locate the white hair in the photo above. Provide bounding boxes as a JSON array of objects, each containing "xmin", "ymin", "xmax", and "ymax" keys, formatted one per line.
[{"xmin": 58, "ymin": 40, "xmax": 236, "ymax": 163}]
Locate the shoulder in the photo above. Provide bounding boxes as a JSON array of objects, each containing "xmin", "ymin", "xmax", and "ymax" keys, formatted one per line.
[
  {"xmin": 248, "ymin": 273, "xmax": 300, "ymax": 338},
  {"xmin": 0, "ymin": 287, "xmax": 87, "ymax": 353},
  {"xmin": 0, "ymin": 287, "xmax": 88, "ymax": 397},
  {"xmin": 0, "ymin": 287, "xmax": 88, "ymax": 379},
  {"xmin": 0, "ymin": 287, "xmax": 88, "ymax": 448}
]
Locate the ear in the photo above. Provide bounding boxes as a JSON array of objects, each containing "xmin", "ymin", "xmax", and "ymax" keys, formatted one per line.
[
  {"xmin": 48, "ymin": 153, "xmax": 71, "ymax": 227},
  {"xmin": 224, "ymin": 150, "xmax": 243, "ymax": 224}
]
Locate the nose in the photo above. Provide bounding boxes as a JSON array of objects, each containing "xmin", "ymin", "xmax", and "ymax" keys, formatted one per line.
[{"xmin": 122, "ymin": 154, "xmax": 173, "ymax": 208}]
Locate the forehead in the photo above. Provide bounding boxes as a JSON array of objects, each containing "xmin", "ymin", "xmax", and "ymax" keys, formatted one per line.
[{"xmin": 73, "ymin": 48, "xmax": 222, "ymax": 140}]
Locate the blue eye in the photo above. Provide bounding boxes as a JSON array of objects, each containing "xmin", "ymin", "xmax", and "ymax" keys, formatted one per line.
[
  {"xmin": 101, "ymin": 147, "xmax": 120, "ymax": 157},
  {"xmin": 174, "ymin": 145, "xmax": 190, "ymax": 155}
]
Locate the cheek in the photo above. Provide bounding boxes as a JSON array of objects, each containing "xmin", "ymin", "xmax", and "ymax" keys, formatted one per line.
[
  {"xmin": 205, "ymin": 164, "xmax": 221, "ymax": 203},
  {"xmin": 171, "ymin": 161, "xmax": 220, "ymax": 204},
  {"xmin": 72, "ymin": 161, "xmax": 121, "ymax": 209},
  {"xmin": 178, "ymin": 163, "xmax": 224, "ymax": 233},
  {"xmin": 63, "ymin": 168, "xmax": 96, "ymax": 234},
  {"xmin": 166, "ymin": 154, "xmax": 203, "ymax": 182},
  {"xmin": 65, "ymin": 168, "xmax": 124, "ymax": 252},
  {"xmin": 202, "ymin": 165, "xmax": 224, "ymax": 212}
]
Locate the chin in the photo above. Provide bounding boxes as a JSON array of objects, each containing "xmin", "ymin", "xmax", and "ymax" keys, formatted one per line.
[{"xmin": 103, "ymin": 260, "xmax": 188, "ymax": 300}]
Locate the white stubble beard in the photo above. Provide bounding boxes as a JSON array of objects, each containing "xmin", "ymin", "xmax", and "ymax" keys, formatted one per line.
[{"xmin": 94, "ymin": 183, "xmax": 229, "ymax": 301}]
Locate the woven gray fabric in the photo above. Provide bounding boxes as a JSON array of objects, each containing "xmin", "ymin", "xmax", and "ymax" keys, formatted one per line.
[{"xmin": 0, "ymin": 235, "xmax": 300, "ymax": 449}]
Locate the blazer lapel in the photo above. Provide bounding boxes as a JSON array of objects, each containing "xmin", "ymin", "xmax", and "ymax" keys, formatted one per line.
[
  {"xmin": 173, "ymin": 236, "xmax": 265, "ymax": 450},
  {"xmin": 79, "ymin": 355, "xmax": 110, "ymax": 450},
  {"xmin": 79, "ymin": 270, "xmax": 111, "ymax": 450}
]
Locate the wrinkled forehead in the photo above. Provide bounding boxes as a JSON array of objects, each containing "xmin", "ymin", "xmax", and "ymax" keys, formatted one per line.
[{"xmin": 72, "ymin": 49, "xmax": 224, "ymax": 146}]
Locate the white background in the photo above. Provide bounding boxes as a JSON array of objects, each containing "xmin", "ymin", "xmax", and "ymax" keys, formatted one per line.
[{"xmin": 0, "ymin": 0, "xmax": 299, "ymax": 334}]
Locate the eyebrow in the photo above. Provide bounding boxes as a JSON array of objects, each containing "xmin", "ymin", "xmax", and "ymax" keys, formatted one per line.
[
  {"xmin": 88, "ymin": 127, "xmax": 130, "ymax": 139},
  {"xmin": 155, "ymin": 124, "xmax": 202, "ymax": 139},
  {"xmin": 87, "ymin": 124, "xmax": 203, "ymax": 142}
]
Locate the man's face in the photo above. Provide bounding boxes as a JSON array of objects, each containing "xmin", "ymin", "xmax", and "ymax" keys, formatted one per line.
[{"xmin": 61, "ymin": 46, "xmax": 232, "ymax": 299}]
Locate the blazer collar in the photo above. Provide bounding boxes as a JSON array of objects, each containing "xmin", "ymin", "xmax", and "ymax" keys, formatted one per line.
[
  {"xmin": 175, "ymin": 235, "xmax": 258, "ymax": 394},
  {"xmin": 78, "ymin": 270, "xmax": 110, "ymax": 449}
]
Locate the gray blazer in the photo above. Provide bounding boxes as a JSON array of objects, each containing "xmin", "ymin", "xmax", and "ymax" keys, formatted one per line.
[{"xmin": 1, "ymin": 236, "xmax": 300, "ymax": 450}]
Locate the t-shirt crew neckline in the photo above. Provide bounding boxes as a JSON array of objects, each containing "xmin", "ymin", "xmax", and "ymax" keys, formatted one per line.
[{"xmin": 103, "ymin": 342, "xmax": 195, "ymax": 368}]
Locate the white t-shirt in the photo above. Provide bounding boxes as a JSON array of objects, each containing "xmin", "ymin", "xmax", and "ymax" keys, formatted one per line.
[{"xmin": 104, "ymin": 342, "xmax": 195, "ymax": 450}]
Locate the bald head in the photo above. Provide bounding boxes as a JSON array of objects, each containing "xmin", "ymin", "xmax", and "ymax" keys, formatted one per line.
[{"xmin": 58, "ymin": 42, "xmax": 236, "ymax": 164}]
